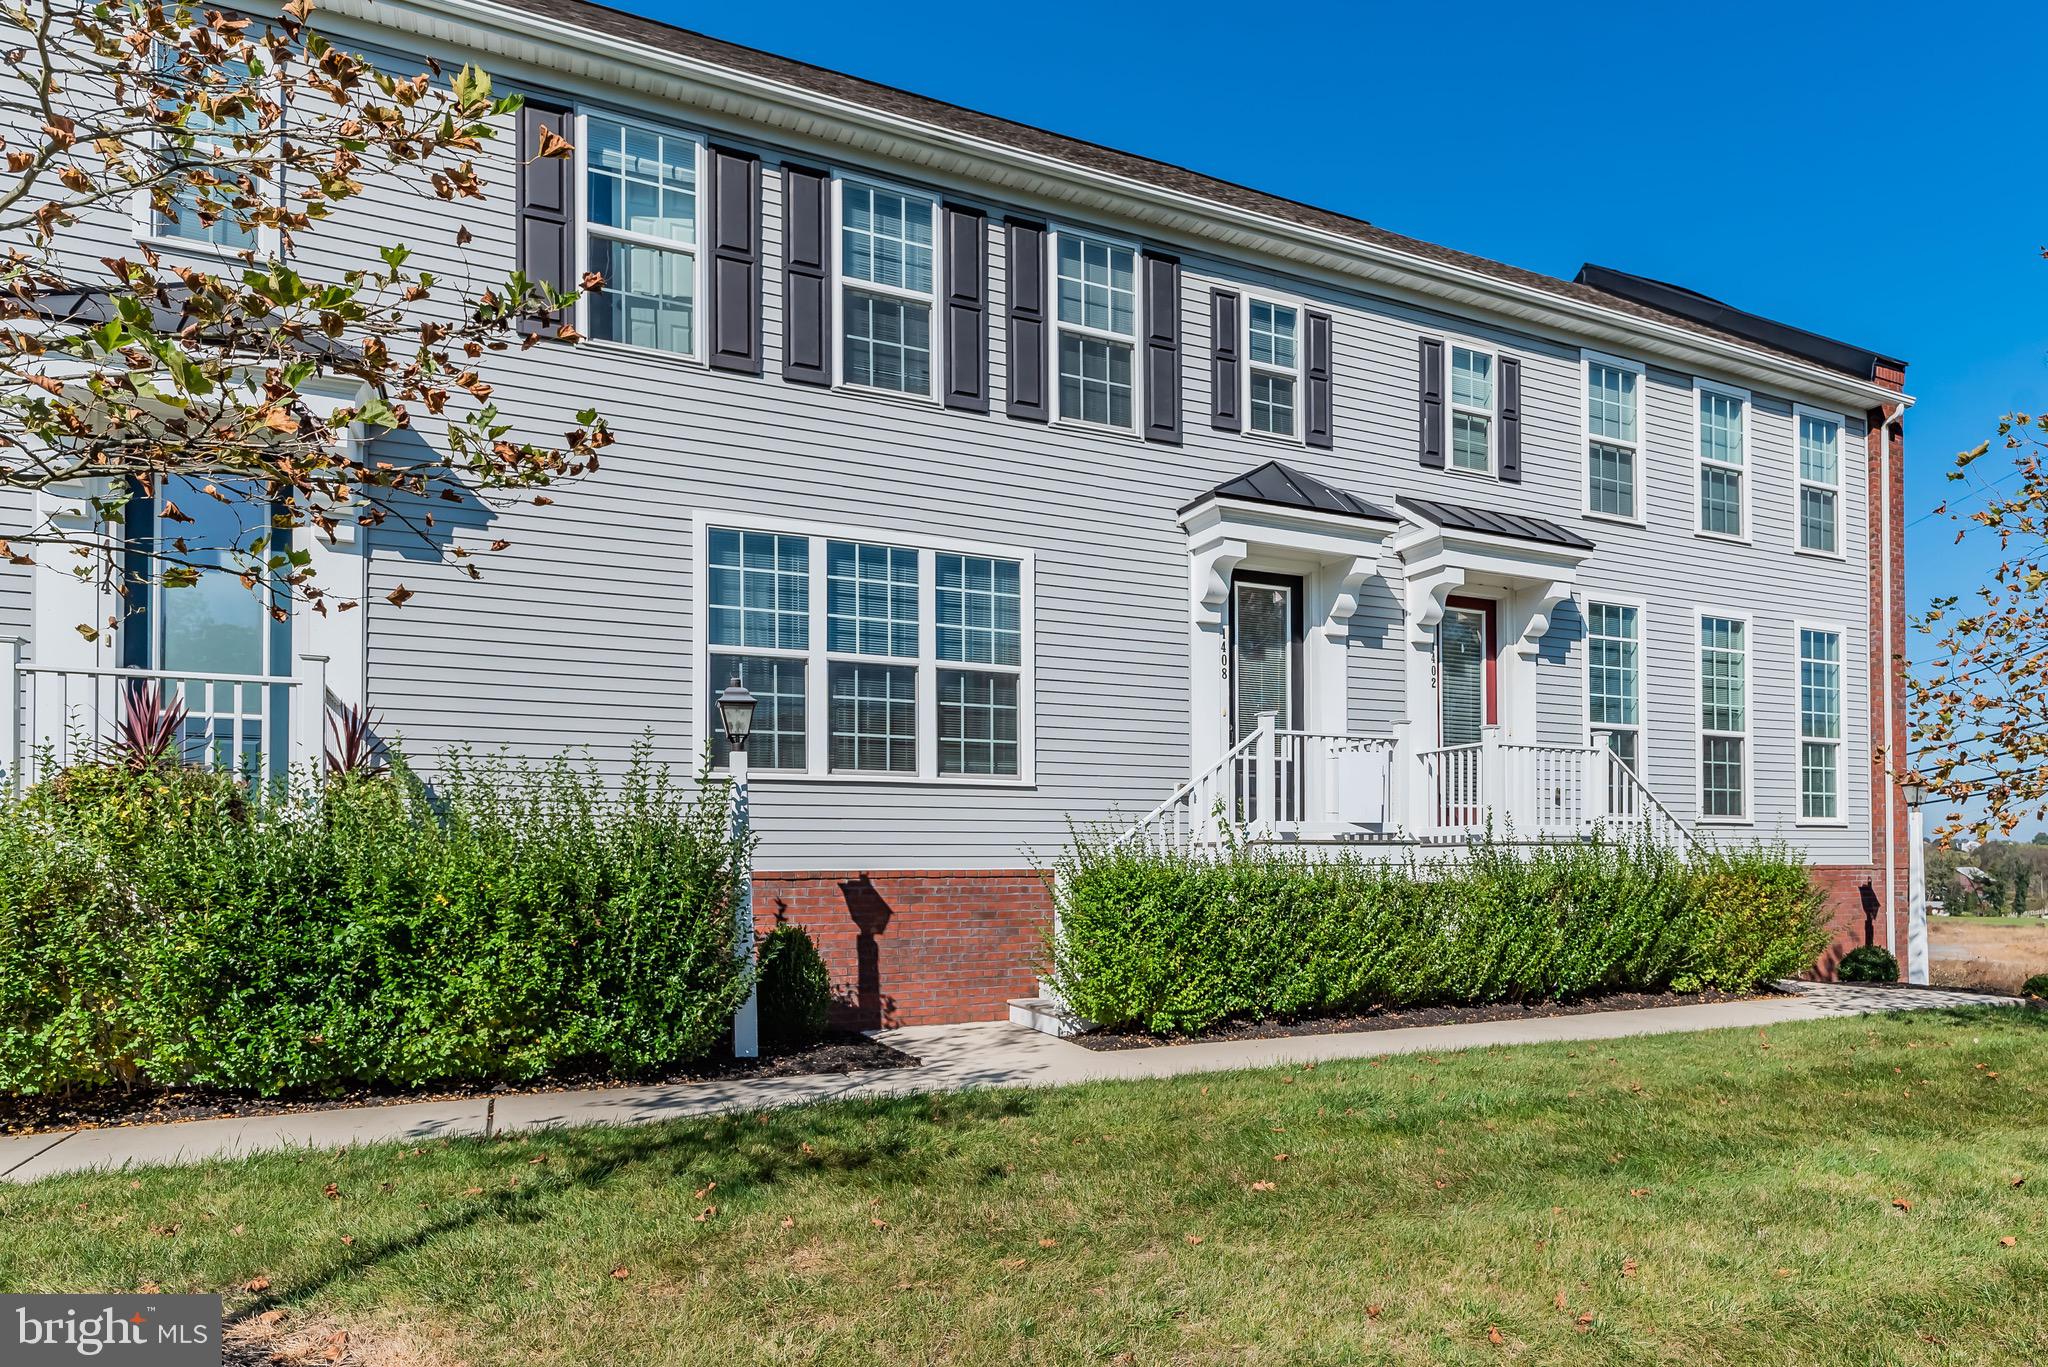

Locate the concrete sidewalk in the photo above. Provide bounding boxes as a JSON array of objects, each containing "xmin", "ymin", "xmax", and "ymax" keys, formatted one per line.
[{"xmin": 0, "ymin": 982, "xmax": 2018, "ymax": 1183}]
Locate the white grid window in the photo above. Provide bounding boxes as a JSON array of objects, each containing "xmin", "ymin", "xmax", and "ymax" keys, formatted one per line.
[
  {"xmin": 1586, "ymin": 359, "xmax": 1641, "ymax": 520},
  {"xmin": 1449, "ymin": 346, "xmax": 1495, "ymax": 472},
  {"xmin": 1586, "ymin": 602, "xmax": 1641, "ymax": 774},
  {"xmin": 827, "ymin": 540, "xmax": 918, "ymax": 659},
  {"xmin": 1697, "ymin": 387, "xmax": 1746, "ymax": 538},
  {"xmin": 1699, "ymin": 615, "xmax": 1748, "ymax": 820},
  {"xmin": 1798, "ymin": 412, "xmax": 1842, "ymax": 555},
  {"xmin": 1247, "ymin": 300, "xmax": 1301, "ymax": 438},
  {"xmin": 840, "ymin": 182, "xmax": 936, "ymax": 395},
  {"xmin": 1799, "ymin": 627, "xmax": 1843, "ymax": 820},
  {"xmin": 702, "ymin": 524, "xmax": 1032, "ymax": 783},
  {"xmin": 153, "ymin": 56, "xmax": 260, "ymax": 249},
  {"xmin": 584, "ymin": 116, "xmax": 698, "ymax": 356},
  {"xmin": 1054, "ymin": 231, "xmax": 1137, "ymax": 429}
]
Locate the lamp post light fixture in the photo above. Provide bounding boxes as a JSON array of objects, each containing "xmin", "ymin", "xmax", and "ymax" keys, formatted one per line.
[
  {"xmin": 718, "ymin": 677, "xmax": 761, "ymax": 1058},
  {"xmin": 1902, "ymin": 773, "xmax": 1929, "ymax": 986}
]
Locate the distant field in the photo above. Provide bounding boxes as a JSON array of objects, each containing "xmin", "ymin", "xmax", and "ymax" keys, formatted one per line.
[{"xmin": 1929, "ymin": 916, "xmax": 2048, "ymax": 992}]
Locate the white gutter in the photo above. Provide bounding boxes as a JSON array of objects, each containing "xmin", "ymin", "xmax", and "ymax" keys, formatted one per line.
[
  {"xmin": 1879, "ymin": 405, "xmax": 1902, "ymax": 954},
  {"xmin": 329, "ymin": 0, "xmax": 1912, "ymax": 416}
]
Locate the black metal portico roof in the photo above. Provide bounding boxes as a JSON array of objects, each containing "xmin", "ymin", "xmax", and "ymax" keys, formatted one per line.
[
  {"xmin": 1182, "ymin": 460, "xmax": 1396, "ymax": 524},
  {"xmin": 1395, "ymin": 495, "xmax": 1596, "ymax": 551}
]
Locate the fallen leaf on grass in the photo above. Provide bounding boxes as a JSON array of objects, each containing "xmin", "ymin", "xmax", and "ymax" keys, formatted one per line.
[
  {"xmin": 610, "ymin": 1266, "xmax": 630, "ymax": 1280},
  {"xmin": 1250, "ymin": 1181, "xmax": 1277, "ymax": 1192},
  {"xmin": 693, "ymin": 1182, "xmax": 717, "ymax": 1200},
  {"xmin": 241, "ymin": 1276, "xmax": 270, "ymax": 1293},
  {"xmin": 1038, "ymin": 1238, "xmax": 1058, "ymax": 1248},
  {"xmin": 2000, "ymin": 1236, "xmax": 2018, "ymax": 1248},
  {"xmin": 1891, "ymin": 1198, "xmax": 1913, "ymax": 1212},
  {"xmin": 1488, "ymin": 1326, "xmax": 1505, "ymax": 1347},
  {"xmin": 1621, "ymin": 1259, "xmax": 1637, "ymax": 1279},
  {"xmin": 322, "ymin": 1184, "xmax": 340, "ymax": 1200},
  {"xmin": 1272, "ymin": 1153, "xmax": 1290, "ymax": 1163},
  {"xmin": 1553, "ymin": 1290, "xmax": 1567, "ymax": 1311},
  {"xmin": 1184, "ymin": 1234, "xmax": 1204, "ymax": 1245},
  {"xmin": 1433, "ymin": 1179, "xmax": 1448, "ymax": 1191},
  {"xmin": 255, "ymin": 1310, "xmax": 286, "ymax": 1327},
  {"xmin": 695, "ymin": 1206, "xmax": 718, "ymax": 1223},
  {"xmin": 1000, "ymin": 1258, "xmax": 1027, "ymax": 1270},
  {"xmin": 463, "ymin": 1187, "xmax": 484, "ymax": 1196},
  {"xmin": 2013, "ymin": 1177, "xmax": 2027, "ymax": 1189},
  {"xmin": 1365, "ymin": 1305, "xmax": 1382, "ymax": 1320},
  {"xmin": 870, "ymin": 1216, "xmax": 888, "ymax": 1230},
  {"xmin": 1628, "ymin": 1188, "xmax": 1650, "ymax": 1198},
  {"xmin": 338, "ymin": 1236, "xmax": 354, "ymax": 1246},
  {"xmin": 1576, "ymin": 1311, "xmax": 1595, "ymax": 1334},
  {"xmin": 1773, "ymin": 1268, "xmax": 1793, "ymax": 1277},
  {"xmin": 780, "ymin": 1217, "xmax": 795, "ymax": 1229},
  {"xmin": 321, "ymin": 1331, "xmax": 348, "ymax": 1362}
]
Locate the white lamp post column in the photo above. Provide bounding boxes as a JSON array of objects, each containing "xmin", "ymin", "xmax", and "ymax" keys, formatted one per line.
[
  {"xmin": 717, "ymin": 677, "xmax": 761, "ymax": 1058},
  {"xmin": 1903, "ymin": 777, "xmax": 1929, "ymax": 986}
]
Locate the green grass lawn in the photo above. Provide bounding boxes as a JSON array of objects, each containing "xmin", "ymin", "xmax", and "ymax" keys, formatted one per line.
[{"xmin": 6, "ymin": 1010, "xmax": 2048, "ymax": 1365}]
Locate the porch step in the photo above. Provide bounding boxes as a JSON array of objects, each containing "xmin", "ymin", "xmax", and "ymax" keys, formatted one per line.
[{"xmin": 1007, "ymin": 996, "xmax": 1097, "ymax": 1038}]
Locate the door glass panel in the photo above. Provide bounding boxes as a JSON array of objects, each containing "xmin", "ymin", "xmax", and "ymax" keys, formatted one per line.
[
  {"xmin": 1232, "ymin": 581, "xmax": 1292, "ymax": 740},
  {"xmin": 1439, "ymin": 606, "xmax": 1487, "ymax": 747},
  {"xmin": 156, "ymin": 476, "xmax": 268, "ymax": 677}
]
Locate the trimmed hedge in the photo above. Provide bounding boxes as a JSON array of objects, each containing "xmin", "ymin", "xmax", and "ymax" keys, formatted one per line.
[
  {"xmin": 756, "ymin": 924, "xmax": 832, "ymax": 1045},
  {"xmin": 0, "ymin": 746, "xmax": 753, "ymax": 1096},
  {"xmin": 1836, "ymin": 945, "xmax": 1899, "ymax": 984},
  {"xmin": 1045, "ymin": 833, "xmax": 1830, "ymax": 1035}
]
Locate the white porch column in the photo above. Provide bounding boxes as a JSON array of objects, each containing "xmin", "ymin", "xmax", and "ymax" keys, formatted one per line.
[
  {"xmin": 2, "ymin": 634, "xmax": 21, "ymax": 795},
  {"xmin": 1906, "ymin": 804, "xmax": 1930, "ymax": 985}
]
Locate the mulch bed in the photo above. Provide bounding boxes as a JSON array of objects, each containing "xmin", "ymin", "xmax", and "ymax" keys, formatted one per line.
[
  {"xmin": 1076, "ymin": 988, "xmax": 1773, "ymax": 1051},
  {"xmin": 0, "ymin": 1031, "xmax": 916, "ymax": 1137}
]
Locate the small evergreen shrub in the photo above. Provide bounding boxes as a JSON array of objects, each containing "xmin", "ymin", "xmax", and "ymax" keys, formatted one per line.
[
  {"xmin": 756, "ymin": 924, "xmax": 832, "ymax": 1044},
  {"xmin": 0, "ymin": 743, "xmax": 753, "ymax": 1096},
  {"xmin": 1836, "ymin": 945, "xmax": 1899, "ymax": 984},
  {"xmin": 2019, "ymin": 973, "xmax": 2048, "ymax": 999},
  {"xmin": 1046, "ymin": 831, "xmax": 1829, "ymax": 1034}
]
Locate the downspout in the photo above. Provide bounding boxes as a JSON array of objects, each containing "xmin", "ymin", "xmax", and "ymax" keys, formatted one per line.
[{"xmin": 1879, "ymin": 405, "xmax": 1901, "ymax": 955}]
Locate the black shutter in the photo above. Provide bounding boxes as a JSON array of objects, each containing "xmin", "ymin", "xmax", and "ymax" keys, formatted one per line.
[
  {"xmin": 1497, "ymin": 355, "xmax": 1523, "ymax": 483},
  {"xmin": 780, "ymin": 164, "xmax": 830, "ymax": 387},
  {"xmin": 1005, "ymin": 219, "xmax": 1048, "ymax": 421},
  {"xmin": 1142, "ymin": 252, "xmax": 1181, "ymax": 444},
  {"xmin": 1210, "ymin": 289, "xmax": 1241, "ymax": 432},
  {"xmin": 943, "ymin": 204, "xmax": 988, "ymax": 412},
  {"xmin": 515, "ymin": 98, "xmax": 573, "ymax": 336},
  {"xmin": 1304, "ymin": 309, "xmax": 1334, "ymax": 450},
  {"xmin": 706, "ymin": 145, "xmax": 761, "ymax": 375},
  {"xmin": 1418, "ymin": 336, "xmax": 1446, "ymax": 468}
]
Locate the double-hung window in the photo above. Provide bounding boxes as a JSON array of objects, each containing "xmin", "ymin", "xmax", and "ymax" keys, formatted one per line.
[
  {"xmin": 1698, "ymin": 613, "xmax": 1749, "ymax": 821},
  {"xmin": 1796, "ymin": 408, "xmax": 1843, "ymax": 555},
  {"xmin": 1798, "ymin": 626, "xmax": 1844, "ymax": 821},
  {"xmin": 1448, "ymin": 345, "xmax": 1495, "ymax": 473},
  {"xmin": 1696, "ymin": 381, "xmax": 1748, "ymax": 538},
  {"xmin": 583, "ymin": 115, "xmax": 700, "ymax": 357},
  {"xmin": 1586, "ymin": 601, "xmax": 1642, "ymax": 774},
  {"xmin": 838, "ymin": 181, "xmax": 937, "ymax": 396},
  {"xmin": 1053, "ymin": 230, "xmax": 1138, "ymax": 430},
  {"xmin": 702, "ymin": 521, "xmax": 1033, "ymax": 782},
  {"xmin": 1246, "ymin": 300, "xmax": 1302, "ymax": 439},
  {"xmin": 152, "ymin": 56, "xmax": 259, "ymax": 249},
  {"xmin": 1584, "ymin": 354, "xmax": 1643, "ymax": 520}
]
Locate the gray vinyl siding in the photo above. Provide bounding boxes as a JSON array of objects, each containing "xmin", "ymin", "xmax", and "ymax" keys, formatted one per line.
[{"xmin": 0, "ymin": 18, "xmax": 1879, "ymax": 871}]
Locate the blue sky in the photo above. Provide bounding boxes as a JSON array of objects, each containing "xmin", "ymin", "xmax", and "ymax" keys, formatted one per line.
[{"xmin": 627, "ymin": 0, "xmax": 2046, "ymax": 764}]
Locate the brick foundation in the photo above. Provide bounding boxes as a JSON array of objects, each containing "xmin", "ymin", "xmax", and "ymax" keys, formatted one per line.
[
  {"xmin": 1811, "ymin": 863, "xmax": 1886, "ymax": 977},
  {"xmin": 752, "ymin": 869, "xmax": 1051, "ymax": 1028}
]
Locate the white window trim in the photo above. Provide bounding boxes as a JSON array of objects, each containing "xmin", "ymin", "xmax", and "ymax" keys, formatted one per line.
[
  {"xmin": 1692, "ymin": 377, "xmax": 1752, "ymax": 544},
  {"xmin": 1793, "ymin": 617, "xmax": 1849, "ymax": 828},
  {"xmin": 691, "ymin": 512, "xmax": 1036, "ymax": 786},
  {"xmin": 1582, "ymin": 592, "xmax": 1648, "ymax": 769},
  {"xmin": 573, "ymin": 108, "xmax": 707, "ymax": 366},
  {"xmin": 1444, "ymin": 338, "xmax": 1500, "ymax": 478},
  {"xmin": 133, "ymin": 58, "xmax": 283, "ymax": 260},
  {"xmin": 1792, "ymin": 403, "xmax": 1848, "ymax": 561},
  {"xmin": 1581, "ymin": 350, "xmax": 1647, "ymax": 526},
  {"xmin": 1047, "ymin": 223, "xmax": 1144, "ymax": 435},
  {"xmin": 1241, "ymin": 291, "xmax": 1307, "ymax": 444},
  {"xmin": 830, "ymin": 171, "xmax": 943, "ymax": 402},
  {"xmin": 1694, "ymin": 606, "xmax": 1753, "ymax": 826}
]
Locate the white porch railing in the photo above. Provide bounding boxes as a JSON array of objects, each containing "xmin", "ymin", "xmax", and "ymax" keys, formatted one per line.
[
  {"xmin": 2, "ymin": 640, "xmax": 329, "ymax": 794},
  {"xmin": 1126, "ymin": 719, "xmax": 1694, "ymax": 852}
]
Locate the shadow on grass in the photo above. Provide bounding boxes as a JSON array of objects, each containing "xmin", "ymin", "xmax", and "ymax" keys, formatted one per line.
[{"xmin": 226, "ymin": 1085, "xmax": 1041, "ymax": 1327}]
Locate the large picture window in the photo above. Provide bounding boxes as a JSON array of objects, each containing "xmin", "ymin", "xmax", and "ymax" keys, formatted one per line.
[
  {"xmin": 1698, "ymin": 613, "xmax": 1749, "ymax": 821},
  {"xmin": 582, "ymin": 115, "xmax": 700, "ymax": 356},
  {"xmin": 700, "ymin": 521, "xmax": 1032, "ymax": 782},
  {"xmin": 838, "ymin": 180, "xmax": 937, "ymax": 395},
  {"xmin": 1053, "ymin": 230, "xmax": 1138, "ymax": 429},
  {"xmin": 1798, "ymin": 626, "xmax": 1843, "ymax": 821}
]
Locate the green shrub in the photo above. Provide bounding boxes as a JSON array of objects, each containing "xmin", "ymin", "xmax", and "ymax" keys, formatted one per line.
[
  {"xmin": 756, "ymin": 924, "xmax": 833, "ymax": 1045},
  {"xmin": 0, "ymin": 743, "xmax": 753, "ymax": 1096},
  {"xmin": 1046, "ymin": 832, "xmax": 1827, "ymax": 1034},
  {"xmin": 2022, "ymin": 973, "xmax": 2048, "ymax": 1000},
  {"xmin": 1836, "ymin": 945, "xmax": 1899, "ymax": 984}
]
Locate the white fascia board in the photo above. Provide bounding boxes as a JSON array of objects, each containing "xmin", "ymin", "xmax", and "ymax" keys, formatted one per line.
[{"xmin": 322, "ymin": 0, "xmax": 1911, "ymax": 416}]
